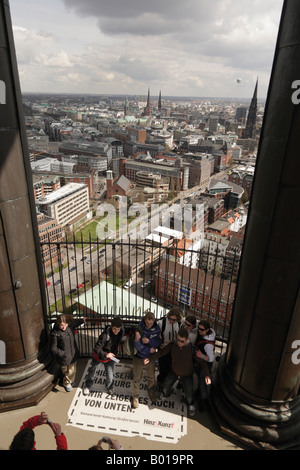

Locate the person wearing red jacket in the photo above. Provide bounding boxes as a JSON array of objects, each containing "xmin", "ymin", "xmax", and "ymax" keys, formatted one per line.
[{"xmin": 9, "ymin": 411, "xmax": 68, "ymax": 450}]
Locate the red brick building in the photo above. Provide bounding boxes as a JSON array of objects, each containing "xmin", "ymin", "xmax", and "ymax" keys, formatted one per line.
[
  {"xmin": 155, "ymin": 259, "xmax": 235, "ymax": 326},
  {"xmin": 106, "ymin": 172, "xmax": 131, "ymax": 199},
  {"xmin": 37, "ymin": 212, "xmax": 63, "ymax": 269}
]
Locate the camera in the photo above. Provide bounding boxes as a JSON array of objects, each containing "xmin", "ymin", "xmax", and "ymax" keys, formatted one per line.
[{"xmin": 102, "ymin": 436, "xmax": 112, "ymax": 445}]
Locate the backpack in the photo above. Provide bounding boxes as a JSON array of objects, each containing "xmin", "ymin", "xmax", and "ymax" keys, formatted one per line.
[
  {"xmin": 196, "ymin": 339, "xmax": 215, "ymax": 357},
  {"xmin": 122, "ymin": 325, "xmax": 143, "ymax": 356},
  {"xmin": 160, "ymin": 316, "xmax": 181, "ymax": 345}
]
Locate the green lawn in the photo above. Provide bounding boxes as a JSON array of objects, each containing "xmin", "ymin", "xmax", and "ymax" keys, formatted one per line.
[{"xmin": 73, "ymin": 215, "xmax": 122, "ymax": 243}]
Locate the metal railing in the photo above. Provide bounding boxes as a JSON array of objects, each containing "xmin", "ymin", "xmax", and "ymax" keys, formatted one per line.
[{"xmin": 41, "ymin": 237, "xmax": 239, "ymax": 357}]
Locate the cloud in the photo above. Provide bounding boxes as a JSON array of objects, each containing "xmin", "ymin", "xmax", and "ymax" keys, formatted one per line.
[
  {"xmin": 10, "ymin": 0, "xmax": 284, "ymax": 97},
  {"xmin": 13, "ymin": 26, "xmax": 57, "ymax": 65},
  {"xmin": 60, "ymin": 0, "xmax": 283, "ymax": 81},
  {"xmin": 36, "ymin": 51, "xmax": 73, "ymax": 68}
]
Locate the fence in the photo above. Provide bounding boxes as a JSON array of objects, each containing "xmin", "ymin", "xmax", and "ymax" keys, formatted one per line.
[{"xmin": 41, "ymin": 237, "xmax": 240, "ymax": 357}]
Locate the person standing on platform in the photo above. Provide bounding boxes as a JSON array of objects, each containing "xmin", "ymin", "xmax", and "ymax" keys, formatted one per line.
[
  {"xmin": 157, "ymin": 307, "xmax": 182, "ymax": 385},
  {"xmin": 145, "ymin": 327, "xmax": 211, "ymax": 417},
  {"xmin": 83, "ymin": 316, "xmax": 124, "ymax": 395},
  {"xmin": 50, "ymin": 313, "xmax": 87, "ymax": 392},
  {"xmin": 195, "ymin": 320, "xmax": 215, "ymax": 411},
  {"xmin": 181, "ymin": 315, "xmax": 199, "ymax": 345},
  {"xmin": 132, "ymin": 311, "xmax": 161, "ymax": 408}
]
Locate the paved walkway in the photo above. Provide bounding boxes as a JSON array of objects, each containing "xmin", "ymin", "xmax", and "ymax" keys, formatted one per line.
[{"xmin": 0, "ymin": 358, "xmax": 243, "ymax": 451}]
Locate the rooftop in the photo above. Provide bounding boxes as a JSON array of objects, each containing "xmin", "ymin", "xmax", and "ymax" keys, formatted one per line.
[
  {"xmin": 35, "ymin": 182, "xmax": 87, "ymax": 205},
  {"xmin": 75, "ymin": 281, "xmax": 167, "ymax": 318}
]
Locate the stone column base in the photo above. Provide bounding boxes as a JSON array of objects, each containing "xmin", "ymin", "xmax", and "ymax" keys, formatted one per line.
[
  {"xmin": 210, "ymin": 355, "xmax": 300, "ymax": 450},
  {"xmin": 0, "ymin": 352, "xmax": 60, "ymax": 412}
]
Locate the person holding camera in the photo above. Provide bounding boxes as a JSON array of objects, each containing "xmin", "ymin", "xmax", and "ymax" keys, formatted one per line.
[
  {"xmin": 88, "ymin": 436, "xmax": 123, "ymax": 450},
  {"xmin": 9, "ymin": 411, "xmax": 68, "ymax": 450}
]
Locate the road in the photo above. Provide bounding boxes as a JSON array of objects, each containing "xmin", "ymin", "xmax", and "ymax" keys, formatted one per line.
[
  {"xmin": 44, "ymin": 242, "xmax": 156, "ymax": 311},
  {"xmin": 45, "ymin": 168, "xmax": 235, "ymax": 312}
]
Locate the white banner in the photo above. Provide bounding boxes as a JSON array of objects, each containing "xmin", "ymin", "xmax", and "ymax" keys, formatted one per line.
[{"xmin": 67, "ymin": 360, "xmax": 187, "ymax": 444}]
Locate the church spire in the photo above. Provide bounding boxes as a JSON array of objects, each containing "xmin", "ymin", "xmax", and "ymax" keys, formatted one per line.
[
  {"xmin": 144, "ymin": 87, "xmax": 151, "ymax": 116},
  {"xmin": 243, "ymin": 78, "xmax": 258, "ymax": 139},
  {"xmin": 124, "ymin": 96, "xmax": 129, "ymax": 116},
  {"xmin": 158, "ymin": 90, "xmax": 162, "ymax": 110}
]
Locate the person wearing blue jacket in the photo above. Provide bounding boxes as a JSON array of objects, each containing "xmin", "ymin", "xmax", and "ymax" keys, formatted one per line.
[{"xmin": 132, "ymin": 311, "xmax": 161, "ymax": 408}]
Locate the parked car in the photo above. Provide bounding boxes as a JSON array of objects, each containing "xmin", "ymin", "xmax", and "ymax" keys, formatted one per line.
[
  {"xmin": 70, "ymin": 288, "xmax": 77, "ymax": 294},
  {"xmin": 151, "ymin": 296, "xmax": 157, "ymax": 302},
  {"xmin": 80, "ymin": 256, "xmax": 87, "ymax": 261},
  {"xmin": 69, "ymin": 266, "xmax": 76, "ymax": 272},
  {"xmin": 78, "ymin": 283, "xmax": 84, "ymax": 288},
  {"xmin": 55, "ymin": 280, "xmax": 61, "ymax": 286},
  {"xmin": 45, "ymin": 281, "xmax": 50, "ymax": 287},
  {"xmin": 87, "ymin": 260, "xmax": 92, "ymax": 264}
]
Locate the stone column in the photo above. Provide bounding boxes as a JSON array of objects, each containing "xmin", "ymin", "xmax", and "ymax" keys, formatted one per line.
[
  {"xmin": 211, "ymin": 0, "xmax": 300, "ymax": 449},
  {"xmin": 0, "ymin": 0, "xmax": 59, "ymax": 411}
]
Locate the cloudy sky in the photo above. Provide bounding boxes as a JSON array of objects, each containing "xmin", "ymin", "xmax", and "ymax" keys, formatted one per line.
[{"xmin": 9, "ymin": 0, "xmax": 284, "ymax": 99}]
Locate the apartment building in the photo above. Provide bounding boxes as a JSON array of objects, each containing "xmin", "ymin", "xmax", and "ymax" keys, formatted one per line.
[
  {"xmin": 35, "ymin": 182, "xmax": 89, "ymax": 227},
  {"xmin": 59, "ymin": 141, "xmax": 113, "ymax": 173},
  {"xmin": 122, "ymin": 159, "xmax": 188, "ymax": 191},
  {"xmin": 156, "ymin": 259, "xmax": 235, "ymax": 326},
  {"xmin": 31, "ymin": 157, "xmax": 76, "ymax": 174},
  {"xmin": 228, "ymin": 165, "xmax": 255, "ymax": 197},
  {"xmin": 37, "ymin": 212, "xmax": 63, "ymax": 268},
  {"xmin": 32, "ymin": 174, "xmax": 61, "ymax": 200},
  {"xmin": 127, "ymin": 126, "xmax": 147, "ymax": 143}
]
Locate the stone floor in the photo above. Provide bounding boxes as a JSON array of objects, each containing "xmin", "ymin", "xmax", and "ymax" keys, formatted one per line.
[{"xmin": 0, "ymin": 358, "xmax": 245, "ymax": 452}]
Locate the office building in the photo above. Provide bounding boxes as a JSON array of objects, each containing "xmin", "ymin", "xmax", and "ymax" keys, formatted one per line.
[{"xmin": 35, "ymin": 182, "xmax": 89, "ymax": 227}]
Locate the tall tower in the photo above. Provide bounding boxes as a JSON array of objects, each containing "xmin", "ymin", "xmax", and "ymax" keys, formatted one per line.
[
  {"xmin": 124, "ymin": 96, "xmax": 129, "ymax": 116},
  {"xmin": 144, "ymin": 88, "xmax": 151, "ymax": 116},
  {"xmin": 243, "ymin": 79, "xmax": 258, "ymax": 139},
  {"xmin": 106, "ymin": 170, "xmax": 113, "ymax": 198},
  {"xmin": 158, "ymin": 90, "xmax": 162, "ymax": 110}
]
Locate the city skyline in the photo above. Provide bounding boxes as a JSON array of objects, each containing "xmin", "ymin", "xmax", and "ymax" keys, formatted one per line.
[{"xmin": 9, "ymin": 0, "xmax": 283, "ymax": 99}]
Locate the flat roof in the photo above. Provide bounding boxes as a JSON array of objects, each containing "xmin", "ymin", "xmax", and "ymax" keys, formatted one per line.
[
  {"xmin": 153, "ymin": 225, "xmax": 183, "ymax": 239},
  {"xmin": 146, "ymin": 233, "xmax": 169, "ymax": 244},
  {"xmin": 35, "ymin": 182, "xmax": 87, "ymax": 205},
  {"xmin": 75, "ymin": 281, "xmax": 167, "ymax": 318}
]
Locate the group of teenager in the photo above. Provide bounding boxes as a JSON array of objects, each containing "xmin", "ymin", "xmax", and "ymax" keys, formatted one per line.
[
  {"xmin": 48, "ymin": 307, "xmax": 216, "ymax": 419},
  {"xmin": 132, "ymin": 308, "xmax": 215, "ymax": 417},
  {"xmin": 9, "ymin": 308, "xmax": 215, "ymax": 449}
]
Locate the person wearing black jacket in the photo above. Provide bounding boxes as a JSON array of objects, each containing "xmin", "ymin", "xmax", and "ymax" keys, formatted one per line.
[
  {"xmin": 50, "ymin": 314, "xmax": 87, "ymax": 391},
  {"xmin": 83, "ymin": 316, "xmax": 124, "ymax": 395}
]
